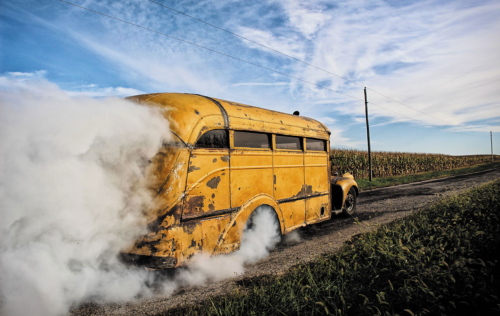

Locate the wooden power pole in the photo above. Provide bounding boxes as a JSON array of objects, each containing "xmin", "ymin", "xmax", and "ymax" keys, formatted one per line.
[
  {"xmin": 364, "ymin": 87, "xmax": 372, "ymax": 181},
  {"xmin": 491, "ymin": 131, "xmax": 494, "ymax": 162}
]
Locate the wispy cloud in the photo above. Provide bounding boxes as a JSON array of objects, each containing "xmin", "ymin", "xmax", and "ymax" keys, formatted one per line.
[
  {"xmin": 228, "ymin": 0, "xmax": 500, "ymax": 131},
  {"xmin": 66, "ymin": 85, "xmax": 145, "ymax": 98},
  {"xmin": 276, "ymin": 0, "xmax": 331, "ymax": 39},
  {"xmin": 0, "ymin": 71, "xmax": 144, "ymax": 98},
  {"xmin": 232, "ymin": 81, "xmax": 289, "ymax": 87},
  {"xmin": 3, "ymin": 0, "xmax": 499, "ymax": 154},
  {"xmin": 7, "ymin": 70, "xmax": 47, "ymax": 78},
  {"xmin": 236, "ymin": 26, "xmax": 305, "ymax": 59},
  {"xmin": 296, "ymin": 0, "xmax": 500, "ymax": 130}
]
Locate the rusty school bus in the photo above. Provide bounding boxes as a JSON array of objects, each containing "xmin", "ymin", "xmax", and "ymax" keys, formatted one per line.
[{"xmin": 123, "ymin": 93, "xmax": 358, "ymax": 269}]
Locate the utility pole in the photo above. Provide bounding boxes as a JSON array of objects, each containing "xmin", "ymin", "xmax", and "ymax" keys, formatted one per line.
[
  {"xmin": 364, "ymin": 87, "xmax": 372, "ymax": 181},
  {"xmin": 491, "ymin": 131, "xmax": 494, "ymax": 162}
]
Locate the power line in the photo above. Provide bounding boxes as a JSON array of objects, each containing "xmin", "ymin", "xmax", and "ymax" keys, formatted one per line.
[
  {"xmin": 56, "ymin": 0, "xmax": 483, "ymax": 138},
  {"xmin": 56, "ymin": 0, "xmax": 363, "ymax": 102},
  {"xmin": 145, "ymin": 0, "xmax": 469, "ymax": 129},
  {"xmin": 145, "ymin": 0, "xmax": 360, "ymax": 86}
]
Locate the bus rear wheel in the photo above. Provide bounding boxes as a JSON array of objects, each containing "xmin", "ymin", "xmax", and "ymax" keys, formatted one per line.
[
  {"xmin": 342, "ymin": 187, "xmax": 357, "ymax": 217},
  {"xmin": 243, "ymin": 205, "xmax": 282, "ymax": 246}
]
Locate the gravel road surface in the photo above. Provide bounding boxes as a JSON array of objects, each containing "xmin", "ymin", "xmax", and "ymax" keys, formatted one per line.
[{"xmin": 71, "ymin": 168, "xmax": 500, "ymax": 315}]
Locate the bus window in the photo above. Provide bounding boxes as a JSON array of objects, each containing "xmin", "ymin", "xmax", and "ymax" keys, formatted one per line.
[
  {"xmin": 196, "ymin": 130, "xmax": 229, "ymax": 148},
  {"xmin": 306, "ymin": 138, "xmax": 326, "ymax": 151},
  {"xmin": 276, "ymin": 135, "xmax": 302, "ymax": 150},
  {"xmin": 234, "ymin": 131, "xmax": 271, "ymax": 149}
]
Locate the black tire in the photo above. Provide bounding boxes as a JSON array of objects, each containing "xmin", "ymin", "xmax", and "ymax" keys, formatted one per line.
[{"xmin": 342, "ymin": 187, "xmax": 357, "ymax": 217}]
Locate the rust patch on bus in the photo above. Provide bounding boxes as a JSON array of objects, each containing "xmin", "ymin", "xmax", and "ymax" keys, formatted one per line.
[
  {"xmin": 188, "ymin": 165, "xmax": 200, "ymax": 173},
  {"xmin": 207, "ymin": 176, "xmax": 221, "ymax": 189},
  {"xmin": 188, "ymin": 239, "xmax": 199, "ymax": 249},
  {"xmin": 135, "ymin": 237, "xmax": 162, "ymax": 256},
  {"xmin": 221, "ymin": 155, "xmax": 229, "ymax": 162},
  {"xmin": 186, "ymin": 195, "xmax": 205, "ymax": 213},
  {"xmin": 147, "ymin": 204, "xmax": 180, "ymax": 232},
  {"xmin": 148, "ymin": 212, "xmax": 169, "ymax": 232},
  {"xmin": 295, "ymin": 184, "xmax": 313, "ymax": 197},
  {"xmin": 182, "ymin": 221, "xmax": 200, "ymax": 234}
]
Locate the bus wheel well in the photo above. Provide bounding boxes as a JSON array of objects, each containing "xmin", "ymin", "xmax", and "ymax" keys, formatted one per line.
[
  {"xmin": 353, "ymin": 186, "xmax": 359, "ymax": 196},
  {"xmin": 245, "ymin": 204, "xmax": 281, "ymax": 235},
  {"xmin": 215, "ymin": 194, "xmax": 283, "ymax": 253},
  {"xmin": 331, "ymin": 185, "xmax": 344, "ymax": 210}
]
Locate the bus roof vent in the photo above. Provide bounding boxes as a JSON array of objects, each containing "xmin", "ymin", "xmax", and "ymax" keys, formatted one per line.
[{"xmin": 293, "ymin": 111, "xmax": 300, "ymax": 116}]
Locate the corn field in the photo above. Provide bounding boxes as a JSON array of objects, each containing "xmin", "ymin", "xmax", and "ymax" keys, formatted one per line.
[{"xmin": 330, "ymin": 148, "xmax": 496, "ymax": 179}]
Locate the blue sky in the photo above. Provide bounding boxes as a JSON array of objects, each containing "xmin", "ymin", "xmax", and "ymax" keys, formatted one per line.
[{"xmin": 1, "ymin": 0, "xmax": 499, "ymax": 155}]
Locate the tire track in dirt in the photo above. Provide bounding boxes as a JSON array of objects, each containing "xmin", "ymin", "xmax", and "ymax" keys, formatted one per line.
[{"xmin": 70, "ymin": 168, "xmax": 500, "ymax": 315}]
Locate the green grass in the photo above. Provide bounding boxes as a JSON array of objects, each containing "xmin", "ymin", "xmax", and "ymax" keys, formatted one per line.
[
  {"xmin": 356, "ymin": 162, "xmax": 500, "ymax": 191},
  {"xmin": 167, "ymin": 180, "xmax": 500, "ymax": 316}
]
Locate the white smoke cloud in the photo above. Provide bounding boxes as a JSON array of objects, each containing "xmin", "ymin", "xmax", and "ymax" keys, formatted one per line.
[
  {"xmin": 0, "ymin": 77, "xmax": 288, "ymax": 315},
  {"xmin": 175, "ymin": 205, "xmax": 281, "ymax": 286},
  {"xmin": 283, "ymin": 230, "xmax": 302, "ymax": 244},
  {"xmin": 0, "ymin": 75, "xmax": 170, "ymax": 316}
]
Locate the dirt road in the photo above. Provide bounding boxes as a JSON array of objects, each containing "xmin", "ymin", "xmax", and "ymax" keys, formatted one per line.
[{"xmin": 71, "ymin": 168, "xmax": 500, "ymax": 316}]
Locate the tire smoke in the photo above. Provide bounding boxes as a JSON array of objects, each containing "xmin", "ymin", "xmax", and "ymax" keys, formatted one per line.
[
  {"xmin": 283, "ymin": 230, "xmax": 302, "ymax": 243},
  {"xmin": 175, "ymin": 206, "xmax": 281, "ymax": 286},
  {"xmin": 0, "ymin": 76, "xmax": 285, "ymax": 316},
  {"xmin": 0, "ymin": 76, "xmax": 170, "ymax": 316}
]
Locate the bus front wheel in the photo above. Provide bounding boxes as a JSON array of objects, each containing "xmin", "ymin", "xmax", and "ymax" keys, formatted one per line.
[{"xmin": 342, "ymin": 187, "xmax": 357, "ymax": 217}]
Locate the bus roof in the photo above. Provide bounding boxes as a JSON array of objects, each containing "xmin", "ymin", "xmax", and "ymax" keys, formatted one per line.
[{"xmin": 127, "ymin": 93, "xmax": 330, "ymax": 145}]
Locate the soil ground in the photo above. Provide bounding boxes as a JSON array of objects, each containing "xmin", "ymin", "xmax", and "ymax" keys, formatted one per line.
[{"xmin": 70, "ymin": 167, "xmax": 500, "ymax": 316}]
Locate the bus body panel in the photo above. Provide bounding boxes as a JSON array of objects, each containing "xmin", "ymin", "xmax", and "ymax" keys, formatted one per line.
[
  {"xmin": 273, "ymin": 151, "xmax": 305, "ymax": 201},
  {"xmin": 305, "ymin": 195, "xmax": 330, "ymax": 224},
  {"xmin": 280, "ymin": 200, "xmax": 306, "ymax": 232},
  {"xmin": 183, "ymin": 148, "xmax": 231, "ymax": 220},
  {"xmin": 230, "ymin": 150, "xmax": 274, "ymax": 208}
]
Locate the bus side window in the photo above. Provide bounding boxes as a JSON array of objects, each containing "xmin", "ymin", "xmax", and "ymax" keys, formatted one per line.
[
  {"xmin": 234, "ymin": 131, "xmax": 271, "ymax": 149},
  {"xmin": 306, "ymin": 138, "xmax": 326, "ymax": 151},
  {"xmin": 196, "ymin": 130, "xmax": 229, "ymax": 149},
  {"xmin": 276, "ymin": 135, "xmax": 303, "ymax": 150}
]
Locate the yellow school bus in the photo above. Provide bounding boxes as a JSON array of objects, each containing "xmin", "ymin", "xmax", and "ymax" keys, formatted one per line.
[{"xmin": 122, "ymin": 93, "xmax": 358, "ymax": 269}]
